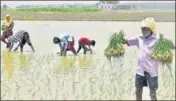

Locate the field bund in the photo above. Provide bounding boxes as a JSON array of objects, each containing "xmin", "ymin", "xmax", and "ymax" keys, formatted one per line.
[{"xmin": 1, "ymin": 10, "xmax": 175, "ymax": 22}]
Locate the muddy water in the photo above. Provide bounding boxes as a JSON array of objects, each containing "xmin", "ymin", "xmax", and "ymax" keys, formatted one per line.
[{"xmin": 1, "ymin": 21, "xmax": 175, "ymax": 100}]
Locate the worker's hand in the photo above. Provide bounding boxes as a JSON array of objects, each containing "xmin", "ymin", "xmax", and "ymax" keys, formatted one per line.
[
  {"xmin": 121, "ymin": 39, "xmax": 127, "ymax": 44},
  {"xmin": 14, "ymin": 47, "xmax": 18, "ymax": 51},
  {"xmin": 90, "ymin": 49, "xmax": 93, "ymax": 54}
]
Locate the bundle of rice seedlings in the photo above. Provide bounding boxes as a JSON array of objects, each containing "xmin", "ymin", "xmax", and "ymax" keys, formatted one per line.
[
  {"xmin": 150, "ymin": 33, "xmax": 174, "ymax": 65},
  {"xmin": 1, "ymin": 25, "xmax": 7, "ymax": 31},
  {"xmin": 104, "ymin": 30, "xmax": 125, "ymax": 58}
]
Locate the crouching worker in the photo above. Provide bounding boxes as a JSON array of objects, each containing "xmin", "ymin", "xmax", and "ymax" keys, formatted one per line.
[
  {"xmin": 77, "ymin": 37, "xmax": 96, "ymax": 54},
  {"xmin": 53, "ymin": 33, "xmax": 77, "ymax": 56},
  {"xmin": 7, "ymin": 30, "xmax": 35, "ymax": 52},
  {"xmin": 0, "ymin": 14, "xmax": 14, "ymax": 48}
]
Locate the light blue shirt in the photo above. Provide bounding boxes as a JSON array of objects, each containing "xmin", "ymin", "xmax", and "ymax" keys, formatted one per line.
[{"xmin": 58, "ymin": 32, "xmax": 70, "ymax": 51}]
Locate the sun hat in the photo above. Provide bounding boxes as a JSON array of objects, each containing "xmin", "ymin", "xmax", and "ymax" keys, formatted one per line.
[
  {"xmin": 141, "ymin": 17, "xmax": 156, "ymax": 34},
  {"xmin": 4, "ymin": 14, "xmax": 13, "ymax": 26}
]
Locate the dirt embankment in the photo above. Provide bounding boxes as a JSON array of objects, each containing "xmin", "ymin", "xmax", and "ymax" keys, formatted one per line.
[{"xmin": 1, "ymin": 11, "xmax": 175, "ymax": 22}]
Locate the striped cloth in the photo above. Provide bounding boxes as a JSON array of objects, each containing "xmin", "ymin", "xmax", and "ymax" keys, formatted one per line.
[{"xmin": 8, "ymin": 30, "xmax": 26, "ymax": 43}]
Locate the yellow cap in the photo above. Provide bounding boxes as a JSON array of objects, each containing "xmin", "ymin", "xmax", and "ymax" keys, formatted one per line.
[
  {"xmin": 4, "ymin": 14, "xmax": 12, "ymax": 26},
  {"xmin": 5, "ymin": 14, "xmax": 12, "ymax": 25},
  {"xmin": 141, "ymin": 17, "xmax": 156, "ymax": 34},
  {"xmin": 5, "ymin": 14, "xmax": 12, "ymax": 20}
]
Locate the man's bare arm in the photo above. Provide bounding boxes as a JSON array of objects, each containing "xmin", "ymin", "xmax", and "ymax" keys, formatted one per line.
[{"xmin": 89, "ymin": 46, "xmax": 92, "ymax": 54}]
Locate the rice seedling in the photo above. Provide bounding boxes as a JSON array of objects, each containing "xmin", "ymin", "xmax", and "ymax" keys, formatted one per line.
[
  {"xmin": 150, "ymin": 33, "xmax": 175, "ymax": 81},
  {"xmin": 157, "ymin": 64, "xmax": 175, "ymax": 100},
  {"xmin": 78, "ymin": 55, "xmax": 93, "ymax": 69},
  {"xmin": 56, "ymin": 56, "xmax": 76, "ymax": 73},
  {"xmin": 104, "ymin": 30, "xmax": 125, "ymax": 60},
  {"xmin": 16, "ymin": 53, "xmax": 28, "ymax": 68},
  {"xmin": 69, "ymin": 56, "xmax": 76, "ymax": 68},
  {"xmin": 45, "ymin": 53, "xmax": 52, "ymax": 64},
  {"xmin": 15, "ymin": 53, "xmax": 34, "ymax": 69},
  {"xmin": 1, "ymin": 25, "xmax": 7, "ymax": 31},
  {"xmin": 150, "ymin": 33, "xmax": 174, "ymax": 65}
]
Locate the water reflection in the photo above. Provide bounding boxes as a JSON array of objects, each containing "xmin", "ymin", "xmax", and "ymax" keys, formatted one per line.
[
  {"xmin": 2, "ymin": 51, "xmax": 35, "ymax": 80},
  {"xmin": 56, "ymin": 56, "xmax": 76, "ymax": 73},
  {"xmin": 17, "ymin": 53, "xmax": 29, "ymax": 68},
  {"xmin": 2, "ymin": 51, "xmax": 95, "ymax": 78},
  {"xmin": 78, "ymin": 54, "xmax": 94, "ymax": 69},
  {"xmin": 55, "ymin": 54, "xmax": 95, "ymax": 73},
  {"xmin": 2, "ymin": 51, "xmax": 15, "ymax": 80}
]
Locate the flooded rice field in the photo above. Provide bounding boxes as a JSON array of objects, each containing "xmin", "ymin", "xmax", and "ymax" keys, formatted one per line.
[{"xmin": 1, "ymin": 21, "xmax": 175, "ymax": 100}]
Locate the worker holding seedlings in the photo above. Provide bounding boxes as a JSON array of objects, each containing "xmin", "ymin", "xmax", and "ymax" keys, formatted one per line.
[
  {"xmin": 122, "ymin": 17, "xmax": 161, "ymax": 100},
  {"xmin": 0, "ymin": 14, "xmax": 14, "ymax": 48},
  {"xmin": 7, "ymin": 30, "xmax": 35, "ymax": 52},
  {"xmin": 104, "ymin": 30, "xmax": 125, "ymax": 58},
  {"xmin": 77, "ymin": 37, "xmax": 96, "ymax": 54},
  {"xmin": 53, "ymin": 32, "xmax": 77, "ymax": 56}
]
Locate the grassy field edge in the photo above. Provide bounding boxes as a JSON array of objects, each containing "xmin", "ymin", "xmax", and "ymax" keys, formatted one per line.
[{"xmin": 1, "ymin": 10, "xmax": 175, "ymax": 22}]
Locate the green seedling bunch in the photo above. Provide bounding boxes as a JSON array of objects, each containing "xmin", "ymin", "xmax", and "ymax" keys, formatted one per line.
[
  {"xmin": 150, "ymin": 33, "xmax": 174, "ymax": 64},
  {"xmin": 1, "ymin": 25, "xmax": 7, "ymax": 31},
  {"xmin": 104, "ymin": 30, "xmax": 125, "ymax": 58}
]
